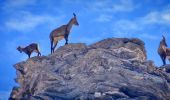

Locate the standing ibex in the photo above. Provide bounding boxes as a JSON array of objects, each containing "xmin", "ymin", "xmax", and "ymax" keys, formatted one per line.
[
  {"xmin": 17, "ymin": 43, "xmax": 41, "ymax": 58},
  {"xmin": 158, "ymin": 35, "xmax": 168, "ymax": 65},
  {"xmin": 49, "ymin": 13, "xmax": 79, "ymax": 54}
]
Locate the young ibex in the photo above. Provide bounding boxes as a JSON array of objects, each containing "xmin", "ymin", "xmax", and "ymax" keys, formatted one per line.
[
  {"xmin": 49, "ymin": 13, "xmax": 79, "ymax": 54},
  {"xmin": 158, "ymin": 35, "xmax": 168, "ymax": 65},
  {"xmin": 17, "ymin": 43, "xmax": 41, "ymax": 58}
]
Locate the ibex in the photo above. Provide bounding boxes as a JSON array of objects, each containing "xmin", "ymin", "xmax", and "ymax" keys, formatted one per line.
[
  {"xmin": 49, "ymin": 13, "xmax": 79, "ymax": 54},
  {"xmin": 158, "ymin": 35, "xmax": 168, "ymax": 65},
  {"xmin": 17, "ymin": 43, "xmax": 41, "ymax": 58}
]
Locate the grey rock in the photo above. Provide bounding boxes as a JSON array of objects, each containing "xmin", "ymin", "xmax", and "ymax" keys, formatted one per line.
[
  {"xmin": 159, "ymin": 64, "xmax": 170, "ymax": 73},
  {"xmin": 10, "ymin": 38, "xmax": 170, "ymax": 100}
]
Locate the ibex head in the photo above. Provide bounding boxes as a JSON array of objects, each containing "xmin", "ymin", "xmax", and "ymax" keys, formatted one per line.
[
  {"xmin": 72, "ymin": 13, "xmax": 79, "ymax": 26},
  {"xmin": 17, "ymin": 46, "xmax": 22, "ymax": 53},
  {"xmin": 162, "ymin": 35, "xmax": 168, "ymax": 47}
]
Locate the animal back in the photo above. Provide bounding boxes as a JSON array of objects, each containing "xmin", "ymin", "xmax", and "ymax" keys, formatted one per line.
[
  {"xmin": 50, "ymin": 25, "xmax": 67, "ymax": 38},
  {"xmin": 27, "ymin": 43, "xmax": 38, "ymax": 51}
]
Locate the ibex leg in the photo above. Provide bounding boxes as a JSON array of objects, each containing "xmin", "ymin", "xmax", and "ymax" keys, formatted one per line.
[
  {"xmin": 50, "ymin": 38, "xmax": 54, "ymax": 54},
  {"xmin": 28, "ymin": 54, "xmax": 31, "ymax": 58},
  {"xmin": 163, "ymin": 56, "xmax": 166, "ymax": 65},
  {"xmin": 53, "ymin": 40, "xmax": 58, "ymax": 53},
  {"xmin": 161, "ymin": 56, "xmax": 166, "ymax": 65},
  {"xmin": 37, "ymin": 52, "xmax": 41, "ymax": 56},
  {"xmin": 35, "ymin": 46, "xmax": 41, "ymax": 56},
  {"xmin": 64, "ymin": 34, "xmax": 69, "ymax": 45}
]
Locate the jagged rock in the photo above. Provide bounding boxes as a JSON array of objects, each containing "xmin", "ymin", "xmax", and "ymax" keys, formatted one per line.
[
  {"xmin": 10, "ymin": 38, "xmax": 170, "ymax": 100},
  {"xmin": 159, "ymin": 64, "xmax": 170, "ymax": 73}
]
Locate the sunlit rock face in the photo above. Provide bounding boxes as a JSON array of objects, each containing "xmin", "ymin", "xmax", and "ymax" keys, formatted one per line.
[{"xmin": 10, "ymin": 38, "xmax": 170, "ymax": 100}]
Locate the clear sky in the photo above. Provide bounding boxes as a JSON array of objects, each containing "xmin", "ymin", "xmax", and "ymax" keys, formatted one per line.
[{"xmin": 1, "ymin": 0, "xmax": 170, "ymax": 99}]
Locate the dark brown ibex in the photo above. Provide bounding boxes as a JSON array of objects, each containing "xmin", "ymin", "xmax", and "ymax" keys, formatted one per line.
[
  {"xmin": 158, "ymin": 35, "xmax": 168, "ymax": 65},
  {"xmin": 49, "ymin": 13, "xmax": 79, "ymax": 54},
  {"xmin": 17, "ymin": 43, "xmax": 41, "ymax": 58}
]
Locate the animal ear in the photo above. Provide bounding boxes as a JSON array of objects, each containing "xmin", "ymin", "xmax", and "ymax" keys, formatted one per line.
[
  {"xmin": 162, "ymin": 35, "xmax": 165, "ymax": 40},
  {"xmin": 73, "ymin": 13, "xmax": 76, "ymax": 17}
]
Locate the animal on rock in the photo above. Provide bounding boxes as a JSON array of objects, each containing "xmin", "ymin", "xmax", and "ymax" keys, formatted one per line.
[
  {"xmin": 17, "ymin": 43, "xmax": 41, "ymax": 58},
  {"xmin": 158, "ymin": 35, "xmax": 168, "ymax": 65},
  {"xmin": 49, "ymin": 13, "xmax": 79, "ymax": 54}
]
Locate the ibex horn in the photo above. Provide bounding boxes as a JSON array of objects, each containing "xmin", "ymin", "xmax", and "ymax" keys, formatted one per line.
[{"xmin": 73, "ymin": 13, "xmax": 76, "ymax": 17}]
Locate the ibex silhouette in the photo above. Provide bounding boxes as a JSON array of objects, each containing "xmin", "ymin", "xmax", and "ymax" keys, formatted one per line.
[
  {"xmin": 17, "ymin": 43, "xmax": 41, "ymax": 58},
  {"xmin": 49, "ymin": 13, "xmax": 79, "ymax": 54},
  {"xmin": 158, "ymin": 35, "xmax": 168, "ymax": 65}
]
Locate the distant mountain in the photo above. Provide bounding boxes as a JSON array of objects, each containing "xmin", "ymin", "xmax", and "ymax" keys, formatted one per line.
[{"xmin": 10, "ymin": 38, "xmax": 170, "ymax": 100}]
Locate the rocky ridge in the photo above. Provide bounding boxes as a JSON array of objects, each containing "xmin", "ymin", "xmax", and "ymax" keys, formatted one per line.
[{"xmin": 10, "ymin": 38, "xmax": 170, "ymax": 100}]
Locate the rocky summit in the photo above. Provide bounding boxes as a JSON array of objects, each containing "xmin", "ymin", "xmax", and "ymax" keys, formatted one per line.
[{"xmin": 10, "ymin": 38, "xmax": 170, "ymax": 100}]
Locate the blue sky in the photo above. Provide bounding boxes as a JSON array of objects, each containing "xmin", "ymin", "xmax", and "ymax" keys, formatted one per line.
[{"xmin": 1, "ymin": 0, "xmax": 170, "ymax": 99}]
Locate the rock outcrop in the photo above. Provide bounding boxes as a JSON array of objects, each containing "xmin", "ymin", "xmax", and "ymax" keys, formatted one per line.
[{"xmin": 10, "ymin": 38, "xmax": 170, "ymax": 100}]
